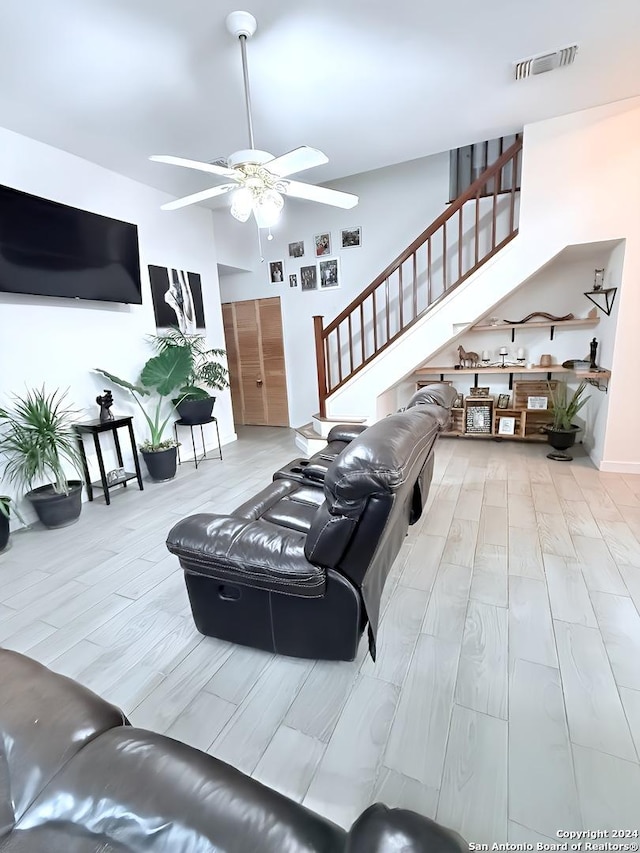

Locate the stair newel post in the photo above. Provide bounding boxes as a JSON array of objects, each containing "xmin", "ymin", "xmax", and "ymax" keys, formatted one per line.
[{"xmin": 313, "ymin": 315, "xmax": 328, "ymax": 418}]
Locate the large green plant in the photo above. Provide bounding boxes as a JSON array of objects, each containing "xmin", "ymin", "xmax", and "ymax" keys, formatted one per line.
[
  {"xmin": 0, "ymin": 495, "xmax": 26, "ymax": 525},
  {"xmin": 547, "ymin": 380, "xmax": 590, "ymax": 431},
  {"xmin": 0, "ymin": 387, "xmax": 83, "ymax": 495},
  {"xmin": 96, "ymin": 346, "xmax": 192, "ymax": 451},
  {"xmin": 149, "ymin": 328, "xmax": 229, "ymax": 401}
]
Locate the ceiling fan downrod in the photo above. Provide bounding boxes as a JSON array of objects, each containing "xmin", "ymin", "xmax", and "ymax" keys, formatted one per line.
[{"xmin": 225, "ymin": 11, "xmax": 258, "ymax": 152}]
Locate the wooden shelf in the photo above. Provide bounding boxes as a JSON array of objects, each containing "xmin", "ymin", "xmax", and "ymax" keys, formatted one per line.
[
  {"xmin": 471, "ymin": 317, "xmax": 599, "ymax": 333},
  {"xmin": 575, "ymin": 369, "xmax": 611, "ymax": 380},
  {"xmin": 416, "ymin": 366, "xmax": 569, "ymax": 376}
]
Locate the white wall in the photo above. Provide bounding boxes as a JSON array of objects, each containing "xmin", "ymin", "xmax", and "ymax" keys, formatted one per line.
[
  {"xmin": 519, "ymin": 99, "xmax": 640, "ymax": 472},
  {"xmin": 218, "ymin": 151, "xmax": 450, "ymax": 426},
  {"xmin": 327, "ymin": 97, "xmax": 640, "ymax": 472},
  {"xmin": 0, "ymin": 126, "xmax": 235, "ymax": 523}
]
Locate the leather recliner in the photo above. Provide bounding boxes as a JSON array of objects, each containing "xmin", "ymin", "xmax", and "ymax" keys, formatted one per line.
[
  {"xmin": 166, "ymin": 385, "xmax": 455, "ymax": 661},
  {"xmin": 0, "ymin": 648, "xmax": 466, "ymax": 852}
]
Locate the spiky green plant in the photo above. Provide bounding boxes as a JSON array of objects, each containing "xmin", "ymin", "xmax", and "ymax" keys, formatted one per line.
[
  {"xmin": 0, "ymin": 387, "xmax": 83, "ymax": 495},
  {"xmin": 0, "ymin": 495, "xmax": 26, "ymax": 524},
  {"xmin": 547, "ymin": 380, "xmax": 591, "ymax": 431},
  {"xmin": 96, "ymin": 345, "xmax": 192, "ymax": 451},
  {"xmin": 149, "ymin": 328, "xmax": 229, "ymax": 401}
]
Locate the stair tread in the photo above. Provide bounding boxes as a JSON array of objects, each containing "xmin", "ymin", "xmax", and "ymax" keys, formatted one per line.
[
  {"xmin": 312, "ymin": 413, "xmax": 367, "ymax": 424},
  {"xmin": 296, "ymin": 423, "xmax": 323, "ymax": 440}
]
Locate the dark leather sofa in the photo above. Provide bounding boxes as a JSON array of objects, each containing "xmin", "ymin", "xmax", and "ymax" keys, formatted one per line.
[
  {"xmin": 0, "ymin": 648, "xmax": 466, "ymax": 852},
  {"xmin": 166, "ymin": 385, "xmax": 455, "ymax": 661}
]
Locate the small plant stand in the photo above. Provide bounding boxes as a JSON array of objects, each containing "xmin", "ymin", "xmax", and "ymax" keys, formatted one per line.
[{"xmin": 174, "ymin": 417, "xmax": 222, "ymax": 469}]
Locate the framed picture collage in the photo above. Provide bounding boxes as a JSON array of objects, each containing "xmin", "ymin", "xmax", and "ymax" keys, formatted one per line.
[{"xmin": 267, "ymin": 227, "xmax": 362, "ymax": 292}]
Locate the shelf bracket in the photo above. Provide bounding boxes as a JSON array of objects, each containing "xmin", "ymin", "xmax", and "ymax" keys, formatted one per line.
[
  {"xmin": 511, "ymin": 328, "xmax": 515, "ymax": 343},
  {"xmin": 584, "ymin": 376, "xmax": 609, "ymax": 393},
  {"xmin": 509, "ymin": 373, "xmax": 513, "ymax": 390},
  {"xmin": 550, "ymin": 325, "xmax": 555, "ymax": 341}
]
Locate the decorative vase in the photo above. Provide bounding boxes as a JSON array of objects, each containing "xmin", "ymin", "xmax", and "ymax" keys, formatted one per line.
[
  {"xmin": 141, "ymin": 447, "xmax": 178, "ymax": 481},
  {"xmin": 26, "ymin": 481, "xmax": 83, "ymax": 528},
  {"xmin": 543, "ymin": 425, "xmax": 580, "ymax": 461},
  {"xmin": 175, "ymin": 396, "xmax": 216, "ymax": 425}
]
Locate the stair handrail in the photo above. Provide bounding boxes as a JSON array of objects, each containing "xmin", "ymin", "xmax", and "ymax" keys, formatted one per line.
[{"xmin": 322, "ymin": 137, "xmax": 522, "ymax": 337}]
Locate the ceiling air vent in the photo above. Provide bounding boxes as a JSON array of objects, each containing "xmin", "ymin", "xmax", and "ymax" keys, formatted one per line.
[{"xmin": 515, "ymin": 44, "xmax": 578, "ymax": 80}]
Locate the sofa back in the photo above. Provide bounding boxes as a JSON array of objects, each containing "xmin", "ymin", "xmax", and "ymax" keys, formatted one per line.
[{"xmin": 303, "ymin": 396, "xmax": 451, "ymax": 652}]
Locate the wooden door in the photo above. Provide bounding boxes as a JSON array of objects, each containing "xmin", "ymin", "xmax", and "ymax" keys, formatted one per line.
[{"xmin": 222, "ymin": 297, "xmax": 290, "ymax": 426}]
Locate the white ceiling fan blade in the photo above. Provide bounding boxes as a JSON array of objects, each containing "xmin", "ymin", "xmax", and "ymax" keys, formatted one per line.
[
  {"xmin": 265, "ymin": 146, "xmax": 329, "ymax": 177},
  {"xmin": 161, "ymin": 184, "xmax": 236, "ymax": 211},
  {"xmin": 284, "ymin": 180, "xmax": 358, "ymax": 210},
  {"xmin": 150, "ymin": 155, "xmax": 237, "ymax": 179}
]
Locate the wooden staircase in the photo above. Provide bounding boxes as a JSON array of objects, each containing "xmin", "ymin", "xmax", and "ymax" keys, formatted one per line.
[{"xmin": 313, "ymin": 137, "xmax": 523, "ymax": 417}]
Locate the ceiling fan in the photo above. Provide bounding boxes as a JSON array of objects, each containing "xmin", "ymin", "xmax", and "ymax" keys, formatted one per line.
[{"xmin": 150, "ymin": 10, "xmax": 358, "ymax": 228}]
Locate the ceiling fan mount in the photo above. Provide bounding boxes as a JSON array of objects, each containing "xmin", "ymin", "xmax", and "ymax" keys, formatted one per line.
[{"xmin": 149, "ymin": 10, "xmax": 358, "ymax": 225}]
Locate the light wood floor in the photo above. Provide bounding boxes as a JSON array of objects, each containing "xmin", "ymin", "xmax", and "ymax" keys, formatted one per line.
[{"xmin": 2, "ymin": 427, "xmax": 640, "ymax": 839}]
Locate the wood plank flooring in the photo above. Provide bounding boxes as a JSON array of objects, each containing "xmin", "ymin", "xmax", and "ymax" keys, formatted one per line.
[{"xmin": 2, "ymin": 428, "xmax": 640, "ymax": 837}]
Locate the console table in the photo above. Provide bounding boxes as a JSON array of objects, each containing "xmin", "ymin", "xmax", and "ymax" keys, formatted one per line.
[
  {"xmin": 74, "ymin": 416, "xmax": 144, "ymax": 505},
  {"xmin": 174, "ymin": 417, "xmax": 222, "ymax": 469}
]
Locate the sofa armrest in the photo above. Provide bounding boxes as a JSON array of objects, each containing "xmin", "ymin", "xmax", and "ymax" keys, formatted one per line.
[
  {"xmin": 166, "ymin": 513, "xmax": 326, "ymax": 598},
  {"xmin": 346, "ymin": 804, "xmax": 466, "ymax": 853},
  {"xmin": 326, "ymin": 423, "xmax": 368, "ymax": 443}
]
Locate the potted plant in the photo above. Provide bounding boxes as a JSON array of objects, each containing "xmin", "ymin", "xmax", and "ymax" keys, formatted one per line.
[
  {"xmin": 0, "ymin": 387, "xmax": 84, "ymax": 528},
  {"xmin": 0, "ymin": 495, "xmax": 27, "ymax": 551},
  {"xmin": 149, "ymin": 328, "xmax": 229, "ymax": 424},
  {"xmin": 543, "ymin": 380, "xmax": 590, "ymax": 461},
  {"xmin": 96, "ymin": 346, "xmax": 192, "ymax": 481}
]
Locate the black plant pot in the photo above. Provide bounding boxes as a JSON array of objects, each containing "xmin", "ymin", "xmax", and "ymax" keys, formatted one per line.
[
  {"xmin": 544, "ymin": 425, "xmax": 580, "ymax": 462},
  {"xmin": 26, "ymin": 480, "xmax": 83, "ymax": 528},
  {"xmin": 175, "ymin": 396, "xmax": 216, "ymax": 424},
  {"xmin": 141, "ymin": 447, "xmax": 178, "ymax": 482},
  {"xmin": 0, "ymin": 503, "xmax": 10, "ymax": 552}
]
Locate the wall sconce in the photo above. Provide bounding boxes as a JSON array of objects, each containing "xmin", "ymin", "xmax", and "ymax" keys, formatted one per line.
[{"xmin": 584, "ymin": 268, "xmax": 618, "ymax": 316}]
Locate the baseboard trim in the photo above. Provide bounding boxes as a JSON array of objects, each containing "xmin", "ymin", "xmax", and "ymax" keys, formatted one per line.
[{"xmin": 598, "ymin": 460, "xmax": 640, "ymax": 474}]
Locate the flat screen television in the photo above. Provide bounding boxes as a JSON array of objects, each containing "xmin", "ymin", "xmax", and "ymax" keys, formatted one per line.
[{"xmin": 0, "ymin": 183, "xmax": 142, "ymax": 304}]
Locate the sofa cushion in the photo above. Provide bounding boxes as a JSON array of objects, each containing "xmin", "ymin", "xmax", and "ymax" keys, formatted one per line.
[
  {"xmin": 13, "ymin": 727, "xmax": 345, "ymax": 853},
  {"xmin": 0, "ymin": 650, "xmax": 126, "ymax": 840}
]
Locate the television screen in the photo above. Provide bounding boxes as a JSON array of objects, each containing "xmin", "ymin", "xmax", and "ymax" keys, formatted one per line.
[{"xmin": 0, "ymin": 184, "xmax": 142, "ymax": 304}]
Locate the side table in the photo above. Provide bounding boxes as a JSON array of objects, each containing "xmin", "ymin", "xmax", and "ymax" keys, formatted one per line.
[
  {"xmin": 174, "ymin": 417, "xmax": 222, "ymax": 469},
  {"xmin": 74, "ymin": 416, "xmax": 144, "ymax": 505}
]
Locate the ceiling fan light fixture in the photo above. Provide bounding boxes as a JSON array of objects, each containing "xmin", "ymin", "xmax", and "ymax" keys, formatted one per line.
[
  {"xmin": 253, "ymin": 189, "xmax": 284, "ymax": 228},
  {"xmin": 230, "ymin": 186, "xmax": 253, "ymax": 222}
]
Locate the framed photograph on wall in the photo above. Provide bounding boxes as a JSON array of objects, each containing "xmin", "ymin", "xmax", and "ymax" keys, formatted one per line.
[
  {"xmin": 314, "ymin": 233, "xmax": 331, "ymax": 257},
  {"xmin": 300, "ymin": 265, "xmax": 317, "ymax": 291},
  {"xmin": 289, "ymin": 274, "xmax": 298, "ymax": 288},
  {"xmin": 269, "ymin": 261, "xmax": 284, "ymax": 284},
  {"xmin": 319, "ymin": 258, "xmax": 339, "ymax": 289},
  {"xmin": 288, "ymin": 241, "xmax": 304, "ymax": 258},
  {"xmin": 341, "ymin": 226, "xmax": 362, "ymax": 248},
  {"xmin": 498, "ymin": 416, "xmax": 516, "ymax": 436},
  {"xmin": 148, "ymin": 266, "xmax": 205, "ymax": 333}
]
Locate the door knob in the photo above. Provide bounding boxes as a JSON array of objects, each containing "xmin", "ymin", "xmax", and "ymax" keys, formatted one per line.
[{"xmin": 256, "ymin": 379, "xmax": 263, "ymax": 386}]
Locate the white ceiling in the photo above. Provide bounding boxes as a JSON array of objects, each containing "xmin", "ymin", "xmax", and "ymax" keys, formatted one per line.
[{"xmin": 1, "ymin": 0, "xmax": 639, "ymax": 204}]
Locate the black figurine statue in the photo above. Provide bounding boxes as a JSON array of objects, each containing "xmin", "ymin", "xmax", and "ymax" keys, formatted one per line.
[
  {"xmin": 96, "ymin": 389, "xmax": 114, "ymax": 422},
  {"xmin": 589, "ymin": 337, "xmax": 598, "ymax": 370}
]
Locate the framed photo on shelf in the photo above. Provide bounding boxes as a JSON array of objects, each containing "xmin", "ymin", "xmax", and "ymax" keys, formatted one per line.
[
  {"xmin": 452, "ymin": 392, "xmax": 464, "ymax": 408},
  {"xmin": 314, "ymin": 233, "xmax": 331, "ymax": 257},
  {"xmin": 465, "ymin": 402, "xmax": 493, "ymax": 435},
  {"xmin": 497, "ymin": 393, "xmax": 511, "ymax": 409},
  {"xmin": 527, "ymin": 396, "xmax": 548, "ymax": 410},
  {"xmin": 469, "ymin": 386, "xmax": 490, "ymax": 397},
  {"xmin": 341, "ymin": 226, "xmax": 362, "ymax": 248},
  {"xmin": 288, "ymin": 240, "xmax": 304, "ymax": 258},
  {"xmin": 498, "ymin": 416, "xmax": 516, "ymax": 436}
]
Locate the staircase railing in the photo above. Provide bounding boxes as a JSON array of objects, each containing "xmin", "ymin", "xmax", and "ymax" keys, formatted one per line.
[{"xmin": 313, "ymin": 137, "xmax": 523, "ymax": 416}]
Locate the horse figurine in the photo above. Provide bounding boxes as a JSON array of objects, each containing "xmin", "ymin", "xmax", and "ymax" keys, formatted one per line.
[{"xmin": 457, "ymin": 345, "xmax": 479, "ymax": 368}]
